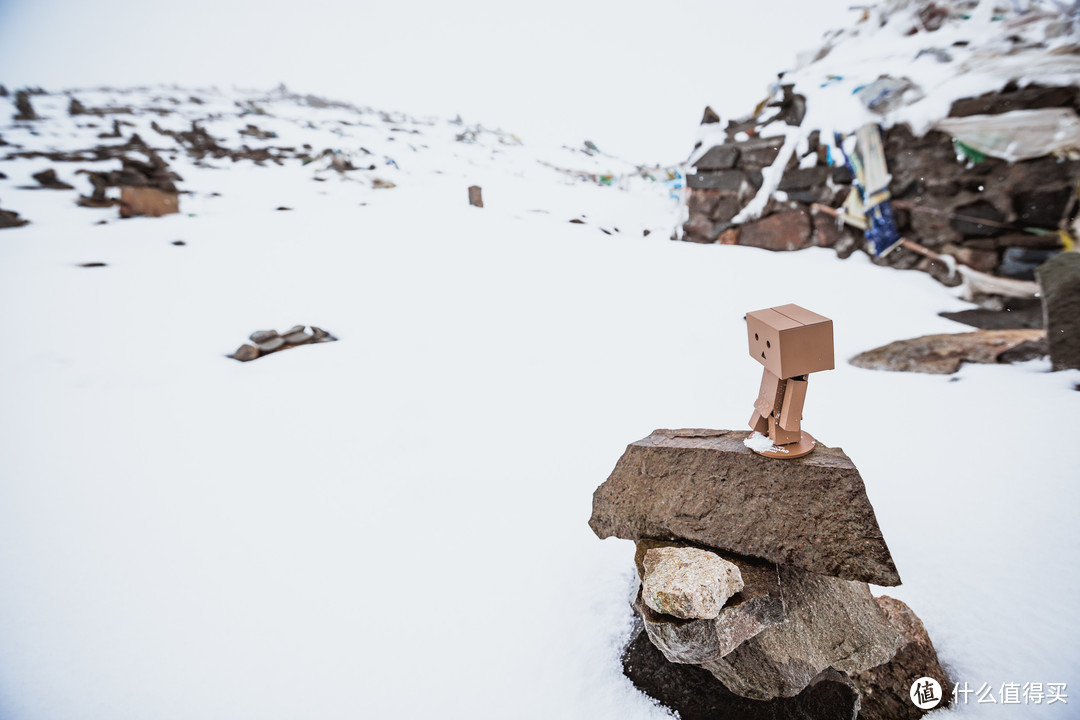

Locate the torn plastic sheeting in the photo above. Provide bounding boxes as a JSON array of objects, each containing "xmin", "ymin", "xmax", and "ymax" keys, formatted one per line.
[{"xmin": 934, "ymin": 108, "xmax": 1080, "ymax": 162}]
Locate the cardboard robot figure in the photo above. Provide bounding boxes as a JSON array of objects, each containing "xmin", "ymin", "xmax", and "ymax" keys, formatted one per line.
[{"xmin": 746, "ymin": 304, "xmax": 834, "ymax": 459}]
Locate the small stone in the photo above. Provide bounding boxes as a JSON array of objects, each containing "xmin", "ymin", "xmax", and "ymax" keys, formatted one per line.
[
  {"xmin": 229, "ymin": 344, "xmax": 260, "ymax": 362},
  {"xmin": 283, "ymin": 327, "xmax": 313, "ymax": 345},
  {"xmin": 171, "ymin": 240, "xmax": 186, "ymax": 246},
  {"xmin": 642, "ymin": 547, "xmax": 743, "ymax": 620},
  {"xmin": 256, "ymin": 336, "xmax": 286, "ymax": 352},
  {"xmin": 700, "ymin": 106, "xmax": 720, "ymax": 125},
  {"xmin": 468, "ymin": 185, "xmax": 483, "ymax": 208},
  {"xmin": 310, "ymin": 326, "xmax": 337, "ymax": 342},
  {"xmin": 249, "ymin": 329, "xmax": 280, "ymax": 344}
]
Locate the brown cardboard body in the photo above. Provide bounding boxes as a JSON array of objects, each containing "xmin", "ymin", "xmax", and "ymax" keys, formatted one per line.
[{"xmin": 120, "ymin": 186, "xmax": 179, "ymax": 218}]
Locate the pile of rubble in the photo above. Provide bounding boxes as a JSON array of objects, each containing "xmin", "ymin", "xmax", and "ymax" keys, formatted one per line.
[
  {"xmin": 590, "ymin": 429, "xmax": 950, "ymax": 719},
  {"xmin": 682, "ymin": 0, "xmax": 1080, "ymax": 299}
]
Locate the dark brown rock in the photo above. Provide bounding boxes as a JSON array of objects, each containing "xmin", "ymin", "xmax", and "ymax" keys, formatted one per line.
[
  {"xmin": 30, "ymin": 168, "xmax": 74, "ymax": 190},
  {"xmin": 849, "ymin": 329, "xmax": 1046, "ymax": 374},
  {"xmin": 1037, "ymin": 252, "xmax": 1080, "ymax": 370},
  {"xmin": 0, "ymin": 207, "xmax": 29, "ymax": 229},
  {"xmin": 851, "ymin": 596, "xmax": 951, "ymax": 720},
  {"xmin": 688, "ymin": 170, "xmax": 746, "ymax": 192},
  {"xmin": 939, "ymin": 297, "xmax": 1044, "ymax": 329},
  {"xmin": 683, "ymin": 215, "xmax": 717, "ymax": 243},
  {"xmin": 948, "ymin": 85, "xmax": 1079, "ymax": 118},
  {"xmin": 701, "ymin": 106, "xmax": 721, "ymax": 125},
  {"xmin": 700, "ymin": 566, "xmax": 902, "ymax": 700},
  {"xmin": 13, "ymin": 90, "xmax": 38, "ymax": 120},
  {"xmin": 738, "ymin": 210, "xmax": 813, "ymax": 252},
  {"xmin": 589, "ymin": 429, "xmax": 901, "ymax": 586},
  {"xmin": 623, "ymin": 621, "xmax": 862, "ymax": 720},
  {"xmin": 696, "ymin": 145, "xmax": 740, "ymax": 171},
  {"xmin": 778, "ymin": 167, "xmax": 827, "ymax": 192},
  {"xmin": 736, "ymin": 136, "xmax": 785, "ymax": 169}
]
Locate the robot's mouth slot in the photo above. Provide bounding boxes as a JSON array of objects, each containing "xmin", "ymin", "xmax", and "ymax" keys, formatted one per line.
[{"xmin": 761, "ymin": 352, "xmax": 766, "ymax": 359}]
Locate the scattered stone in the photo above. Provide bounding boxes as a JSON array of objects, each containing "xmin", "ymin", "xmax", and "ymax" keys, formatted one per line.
[
  {"xmin": 699, "ymin": 566, "xmax": 902, "ymax": 700},
  {"xmin": 249, "ymin": 329, "xmax": 280, "ymax": 344},
  {"xmin": 171, "ymin": 240, "xmax": 186, "ymax": 246},
  {"xmin": 700, "ymin": 106, "xmax": 720, "ymax": 125},
  {"xmin": 622, "ymin": 621, "xmax": 863, "ymax": 720},
  {"xmin": 468, "ymin": 185, "xmax": 483, "ymax": 208},
  {"xmin": 119, "ymin": 186, "xmax": 179, "ymax": 218},
  {"xmin": 77, "ymin": 262, "xmax": 107, "ymax": 268},
  {"xmin": 0, "ymin": 206, "xmax": 30, "ymax": 229},
  {"xmin": 230, "ymin": 325, "xmax": 338, "ymax": 362},
  {"xmin": 569, "ymin": 218, "xmax": 585, "ymax": 224},
  {"xmin": 13, "ymin": 90, "xmax": 38, "ymax": 120},
  {"xmin": 850, "ymin": 328, "xmax": 1046, "ymax": 374},
  {"xmin": 26, "ymin": 168, "xmax": 74, "ymax": 190},
  {"xmin": 276, "ymin": 206, "xmax": 292, "ymax": 211},
  {"xmin": 372, "ymin": 178, "xmax": 396, "ymax": 189},
  {"xmin": 642, "ymin": 547, "xmax": 743, "ymax": 620},
  {"xmin": 1037, "ymin": 252, "xmax": 1080, "ymax": 370},
  {"xmin": 229, "ymin": 344, "xmax": 260, "ymax": 362},
  {"xmin": 68, "ymin": 97, "xmax": 88, "ymax": 116},
  {"xmin": 589, "ymin": 429, "xmax": 901, "ymax": 586},
  {"xmin": 851, "ymin": 596, "xmax": 952, "ymax": 720}
]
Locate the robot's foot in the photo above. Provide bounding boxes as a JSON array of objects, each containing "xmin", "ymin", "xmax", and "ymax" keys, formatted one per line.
[{"xmin": 751, "ymin": 431, "xmax": 817, "ymax": 460}]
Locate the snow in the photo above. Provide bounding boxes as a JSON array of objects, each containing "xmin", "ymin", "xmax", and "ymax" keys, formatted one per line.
[
  {"xmin": 0, "ymin": 69, "xmax": 1078, "ymax": 720},
  {"xmin": 743, "ymin": 432, "xmax": 778, "ymax": 453}
]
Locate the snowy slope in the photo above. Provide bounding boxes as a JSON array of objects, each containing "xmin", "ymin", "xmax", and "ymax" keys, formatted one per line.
[{"xmin": 0, "ymin": 87, "xmax": 1078, "ymax": 720}]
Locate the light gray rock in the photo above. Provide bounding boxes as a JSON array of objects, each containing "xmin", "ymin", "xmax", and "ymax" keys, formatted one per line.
[
  {"xmin": 642, "ymin": 547, "xmax": 743, "ymax": 620},
  {"xmin": 699, "ymin": 565, "xmax": 903, "ymax": 700},
  {"xmin": 249, "ymin": 329, "xmax": 280, "ymax": 344},
  {"xmin": 642, "ymin": 550, "xmax": 787, "ymax": 665},
  {"xmin": 590, "ymin": 429, "xmax": 901, "ymax": 586}
]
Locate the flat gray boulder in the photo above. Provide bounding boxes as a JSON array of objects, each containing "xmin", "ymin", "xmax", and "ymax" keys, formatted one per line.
[{"xmin": 590, "ymin": 429, "xmax": 900, "ymax": 586}]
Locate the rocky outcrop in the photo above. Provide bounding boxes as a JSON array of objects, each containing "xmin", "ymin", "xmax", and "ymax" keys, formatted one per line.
[
  {"xmin": 589, "ymin": 428, "xmax": 900, "ymax": 586},
  {"xmin": 1037, "ymin": 252, "xmax": 1080, "ymax": 371}
]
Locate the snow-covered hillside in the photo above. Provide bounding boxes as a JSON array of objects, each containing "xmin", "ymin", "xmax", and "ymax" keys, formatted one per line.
[{"xmin": 0, "ymin": 86, "xmax": 1078, "ymax": 719}]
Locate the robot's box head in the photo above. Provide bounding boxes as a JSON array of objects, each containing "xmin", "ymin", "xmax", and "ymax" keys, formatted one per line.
[{"xmin": 746, "ymin": 304, "xmax": 834, "ymax": 379}]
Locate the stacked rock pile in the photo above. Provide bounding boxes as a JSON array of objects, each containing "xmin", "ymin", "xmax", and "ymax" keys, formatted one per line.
[
  {"xmin": 684, "ymin": 83, "xmax": 1080, "ymax": 288},
  {"xmin": 590, "ymin": 428, "xmax": 950, "ymax": 719}
]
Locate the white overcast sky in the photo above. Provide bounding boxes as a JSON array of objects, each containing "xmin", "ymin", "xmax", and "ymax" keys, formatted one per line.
[{"xmin": 0, "ymin": 0, "xmax": 855, "ymax": 162}]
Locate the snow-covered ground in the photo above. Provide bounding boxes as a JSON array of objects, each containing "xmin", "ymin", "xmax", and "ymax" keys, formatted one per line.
[{"xmin": 0, "ymin": 86, "xmax": 1078, "ymax": 720}]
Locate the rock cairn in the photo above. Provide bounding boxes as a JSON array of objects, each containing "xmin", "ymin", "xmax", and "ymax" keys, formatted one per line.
[
  {"xmin": 683, "ymin": 83, "xmax": 1080, "ymax": 289},
  {"xmin": 590, "ymin": 428, "xmax": 950, "ymax": 719},
  {"xmin": 228, "ymin": 325, "xmax": 338, "ymax": 362}
]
